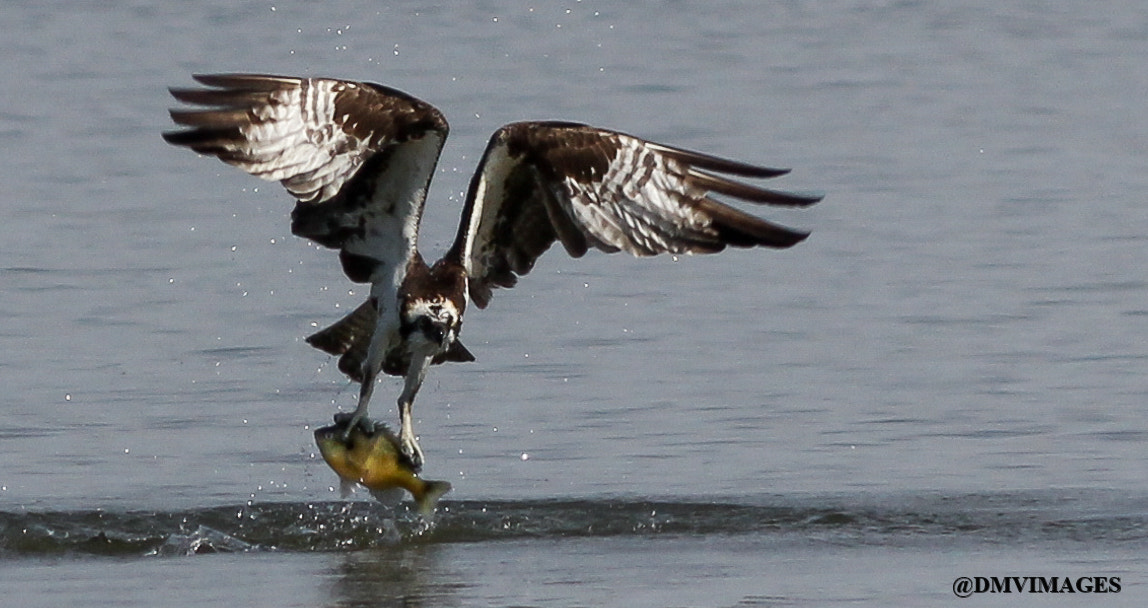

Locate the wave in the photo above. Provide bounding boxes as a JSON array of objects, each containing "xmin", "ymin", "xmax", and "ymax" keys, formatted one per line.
[{"xmin": 2, "ymin": 492, "xmax": 1147, "ymax": 558}]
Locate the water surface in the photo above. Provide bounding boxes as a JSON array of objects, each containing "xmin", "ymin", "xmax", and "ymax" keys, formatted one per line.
[{"xmin": 2, "ymin": 1, "xmax": 1147, "ymax": 605}]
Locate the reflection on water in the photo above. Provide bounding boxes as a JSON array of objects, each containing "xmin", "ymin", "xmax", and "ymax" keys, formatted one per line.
[{"xmin": 328, "ymin": 546, "xmax": 459, "ymax": 608}]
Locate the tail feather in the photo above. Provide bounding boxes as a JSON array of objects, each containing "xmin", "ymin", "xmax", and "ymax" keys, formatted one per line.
[
  {"xmin": 305, "ymin": 300, "xmax": 375, "ymax": 383},
  {"xmin": 434, "ymin": 340, "xmax": 476, "ymax": 365}
]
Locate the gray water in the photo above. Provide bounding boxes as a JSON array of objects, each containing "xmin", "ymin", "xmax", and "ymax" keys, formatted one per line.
[{"xmin": 3, "ymin": 1, "xmax": 1148, "ymax": 605}]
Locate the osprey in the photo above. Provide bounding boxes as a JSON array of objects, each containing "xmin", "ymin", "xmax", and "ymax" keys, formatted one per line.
[{"xmin": 163, "ymin": 74, "xmax": 820, "ymax": 469}]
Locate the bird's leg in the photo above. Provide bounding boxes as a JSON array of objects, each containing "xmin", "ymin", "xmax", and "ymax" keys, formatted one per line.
[
  {"xmin": 397, "ymin": 355, "xmax": 433, "ymax": 470},
  {"xmin": 341, "ymin": 367, "xmax": 378, "ymax": 441},
  {"xmin": 398, "ymin": 399, "xmax": 423, "ymax": 472}
]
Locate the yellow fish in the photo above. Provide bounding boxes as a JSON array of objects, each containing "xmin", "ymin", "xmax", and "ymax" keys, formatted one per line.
[{"xmin": 314, "ymin": 415, "xmax": 451, "ymax": 515}]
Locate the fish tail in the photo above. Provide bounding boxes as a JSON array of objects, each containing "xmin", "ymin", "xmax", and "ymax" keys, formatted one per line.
[{"xmin": 413, "ymin": 480, "xmax": 452, "ymax": 516}]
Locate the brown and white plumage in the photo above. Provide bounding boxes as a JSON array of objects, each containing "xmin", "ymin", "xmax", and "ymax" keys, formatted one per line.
[
  {"xmin": 164, "ymin": 73, "xmax": 820, "ymax": 469},
  {"xmin": 446, "ymin": 121, "xmax": 820, "ymax": 308}
]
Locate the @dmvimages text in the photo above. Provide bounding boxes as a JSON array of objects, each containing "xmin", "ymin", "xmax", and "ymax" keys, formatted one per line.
[{"xmin": 953, "ymin": 576, "xmax": 1121, "ymax": 597}]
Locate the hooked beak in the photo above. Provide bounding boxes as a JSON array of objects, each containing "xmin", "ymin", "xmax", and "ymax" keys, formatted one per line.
[
  {"xmin": 430, "ymin": 323, "xmax": 448, "ymax": 346},
  {"xmin": 418, "ymin": 317, "xmax": 453, "ymax": 347}
]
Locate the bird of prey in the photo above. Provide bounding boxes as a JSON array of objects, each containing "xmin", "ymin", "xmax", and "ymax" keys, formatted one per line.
[{"xmin": 163, "ymin": 74, "xmax": 820, "ymax": 469}]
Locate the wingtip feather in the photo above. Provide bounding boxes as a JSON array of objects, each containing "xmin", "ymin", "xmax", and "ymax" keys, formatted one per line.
[
  {"xmin": 191, "ymin": 73, "xmax": 297, "ymax": 89},
  {"xmin": 696, "ymin": 198, "xmax": 812, "ymax": 249}
]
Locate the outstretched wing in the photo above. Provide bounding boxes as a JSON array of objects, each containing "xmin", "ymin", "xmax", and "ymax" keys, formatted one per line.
[
  {"xmin": 163, "ymin": 73, "xmax": 449, "ymax": 284},
  {"xmin": 446, "ymin": 121, "xmax": 821, "ymax": 308}
]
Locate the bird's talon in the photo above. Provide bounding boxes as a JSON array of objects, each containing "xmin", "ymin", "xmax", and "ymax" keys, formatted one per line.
[
  {"xmin": 335, "ymin": 412, "xmax": 374, "ymax": 442},
  {"xmin": 401, "ymin": 438, "xmax": 425, "ymax": 472}
]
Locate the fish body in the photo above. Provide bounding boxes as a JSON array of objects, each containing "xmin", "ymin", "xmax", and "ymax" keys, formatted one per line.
[{"xmin": 314, "ymin": 415, "xmax": 451, "ymax": 515}]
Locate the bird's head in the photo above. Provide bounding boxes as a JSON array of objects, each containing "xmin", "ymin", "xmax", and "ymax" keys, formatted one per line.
[{"xmin": 402, "ymin": 298, "xmax": 461, "ymax": 349}]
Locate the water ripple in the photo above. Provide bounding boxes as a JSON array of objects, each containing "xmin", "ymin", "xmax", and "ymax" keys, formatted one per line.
[{"xmin": 2, "ymin": 492, "xmax": 1146, "ymax": 558}]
